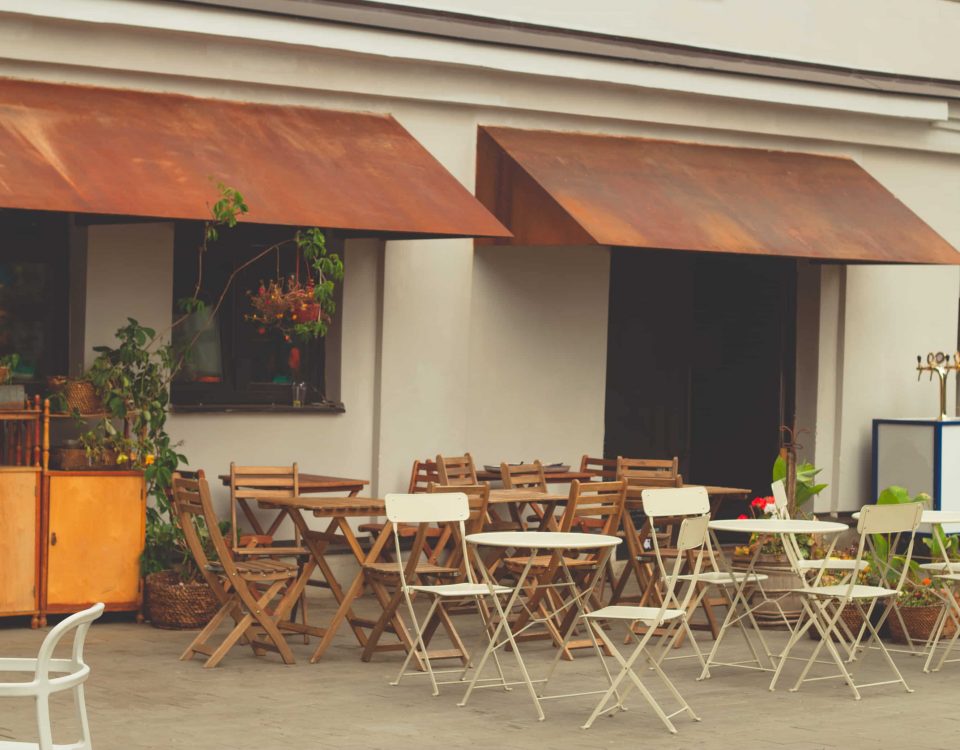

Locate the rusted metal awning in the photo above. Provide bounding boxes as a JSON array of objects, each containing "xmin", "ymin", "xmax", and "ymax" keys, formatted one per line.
[
  {"xmin": 0, "ymin": 78, "xmax": 509, "ymax": 238},
  {"xmin": 477, "ymin": 126, "xmax": 959, "ymax": 263}
]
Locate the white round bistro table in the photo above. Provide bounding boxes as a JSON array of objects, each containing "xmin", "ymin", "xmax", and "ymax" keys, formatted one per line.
[
  {"xmin": 702, "ymin": 518, "xmax": 848, "ymax": 682},
  {"xmin": 459, "ymin": 531, "xmax": 621, "ymax": 721}
]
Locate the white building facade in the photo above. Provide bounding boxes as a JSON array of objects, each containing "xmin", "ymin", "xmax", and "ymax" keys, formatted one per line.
[{"xmin": 2, "ymin": 0, "xmax": 959, "ymax": 513}]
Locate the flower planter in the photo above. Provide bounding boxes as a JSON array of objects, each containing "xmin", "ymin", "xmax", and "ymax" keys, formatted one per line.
[
  {"xmin": 807, "ymin": 603, "xmax": 864, "ymax": 641},
  {"xmin": 144, "ymin": 571, "xmax": 219, "ymax": 630},
  {"xmin": 887, "ymin": 603, "xmax": 955, "ymax": 644},
  {"xmin": 733, "ymin": 552, "xmax": 805, "ymax": 628}
]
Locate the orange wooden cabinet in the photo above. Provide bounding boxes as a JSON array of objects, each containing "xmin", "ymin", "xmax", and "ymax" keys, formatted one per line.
[
  {"xmin": 0, "ymin": 466, "xmax": 42, "ymax": 627},
  {"xmin": 41, "ymin": 470, "xmax": 146, "ymax": 625}
]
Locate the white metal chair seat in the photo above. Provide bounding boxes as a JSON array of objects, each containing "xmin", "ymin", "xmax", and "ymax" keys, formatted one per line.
[
  {"xmin": 0, "ymin": 603, "xmax": 104, "ymax": 750},
  {"xmin": 800, "ymin": 583, "xmax": 896, "ymax": 599},
  {"xmin": 677, "ymin": 570, "xmax": 768, "ymax": 584},
  {"xmin": 796, "ymin": 558, "xmax": 868, "ymax": 571},
  {"xmin": 921, "ymin": 561, "xmax": 960, "ymax": 573},
  {"xmin": 410, "ymin": 582, "xmax": 512, "ymax": 597},
  {"xmin": 587, "ymin": 604, "xmax": 685, "ymax": 626}
]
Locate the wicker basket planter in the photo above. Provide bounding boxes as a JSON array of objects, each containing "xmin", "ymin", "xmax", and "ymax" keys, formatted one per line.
[
  {"xmin": 888, "ymin": 603, "xmax": 955, "ymax": 644},
  {"xmin": 144, "ymin": 571, "xmax": 219, "ymax": 630},
  {"xmin": 47, "ymin": 376, "xmax": 103, "ymax": 414},
  {"xmin": 807, "ymin": 603, "xmax": 865, "ymax": 641},
  {"xmin": 733, "ymin": 552, "xmax": 805, "ymax": 628}
]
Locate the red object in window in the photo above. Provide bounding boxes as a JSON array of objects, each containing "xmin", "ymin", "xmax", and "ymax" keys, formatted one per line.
[{"xmin": 288, "ymin": 346, "xmax": 301, "ymax": 373}]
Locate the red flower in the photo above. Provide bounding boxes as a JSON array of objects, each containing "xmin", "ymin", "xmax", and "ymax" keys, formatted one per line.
[
  {"xmin": 751, "ymin": 497, "xmax": 765, "ymax": 508},
  {"xmin": 737, "ymin": 513, "xmax": 748, "ymax": 520},
  {"xmin": 764, "ymin": 496, "xmax": 776, "ymax": 507}
]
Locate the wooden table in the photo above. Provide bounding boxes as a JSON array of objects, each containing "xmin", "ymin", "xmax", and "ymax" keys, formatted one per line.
[
  {"xmin": 218, "ymin": 472, "xmax": 368, "ymax": 495},
  {"xmin": 253, "ymin": 495, "xmax": 398, "ymax": 664},
  {"xmin": 476, "ymin": 469, "xmax": 594, "ymax": 484}
]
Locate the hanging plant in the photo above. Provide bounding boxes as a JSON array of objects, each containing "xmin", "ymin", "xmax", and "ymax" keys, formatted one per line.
[{"xmin": 244, "ymin": 228, "xmax": 342, "ymax": 342}]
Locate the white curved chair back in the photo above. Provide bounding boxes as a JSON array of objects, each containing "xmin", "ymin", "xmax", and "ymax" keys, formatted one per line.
[
  {"xmin": 640, "ymin": 486, "xmax": 709, "ymax": 518},
  {"xmin": 0, "ymin": 602, "xmax": 104, "ymax": 750},
  {"xmin": 36, "ymin": 602, "xmax": 105, "ymax": 685}
]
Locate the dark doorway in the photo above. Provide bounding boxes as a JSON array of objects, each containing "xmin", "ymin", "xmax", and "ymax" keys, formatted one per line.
[{"xmin": 603, "ymin": 249, "xmax": 796, "ymax": 495}]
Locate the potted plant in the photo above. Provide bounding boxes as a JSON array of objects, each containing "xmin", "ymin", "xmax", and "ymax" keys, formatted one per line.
[
  {"xmin": 79, "ymin": 186, "xmax": 342, "ymax": 628},
  {"xmin": 732, "ymin": 452, "xmax": 829, "ymax": 627},
  {"xmin": 0, "ymin": 352, "xmax": 19, "ymax": 384},
  {"xmin": 887, "ymin": 575, "xmax": 955, "ymax": 645}
]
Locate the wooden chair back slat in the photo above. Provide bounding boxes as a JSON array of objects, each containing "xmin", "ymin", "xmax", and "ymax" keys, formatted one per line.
[
  {"xmin": 560, "ymin": 479, "xmax": 626, "ymax": 535},
  {"xmin": 229, "ymin": 462, "xmax": 300, "ymax": 550},
  {"xmin": 436, "ymin": 453, "xmax": 478, "ymax": 486},
  {"xmin": 579, "ymin": 455, "xmax": 618, "ymax": 481},
  {"xmin": 500, "ymin": 461, "xmax": 547, "ymax": 492},
  {"xmin": 617, "ymin": 456, "xmax": 682, "ymax": 502},
  {"xmin": 408, "ymin": 459, "xmax": 439, "ymax": 493}
]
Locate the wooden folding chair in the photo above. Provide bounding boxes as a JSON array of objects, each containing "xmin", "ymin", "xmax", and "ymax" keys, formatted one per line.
[
  {"xmin": 228, "ymin": 463, "xmax": 310, "ymax": 639},
  {"xmin": 609, "ymin": 456, "xmax": 682, "ymax": 608},
  {"xmin": 500, "ymin": 460, "xmax": 553, "ymax": 528},
  {"xmin": 360, "ymin": 459, "xmax": 443, "ymax": 558},
  {"xmin": 228, "ymin": 463, "xmax": 303, "ymax": 555},
  {"xmin": 436, "ymin": 453, "xmax": 478, "ymax": 486},
  {"xmin": 503, "ymin": 479, "xmax": 627, "ymax": 658},
  {"xmin": 172, "ymin": 474, "xmax": 300, "ymax": 668},
  {"xmin": 579, "ymin": 455, "xmax": 618, "ymax": 481}
]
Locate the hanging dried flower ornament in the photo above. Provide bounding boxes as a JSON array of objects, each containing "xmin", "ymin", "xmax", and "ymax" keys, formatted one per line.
[
  {"xmin": 244, "ymin": 228, "xmax": 342, "ymax": 342},
  {"xmin": 246, "ymin": 275, "xmax": 330, "ymax": 341}
]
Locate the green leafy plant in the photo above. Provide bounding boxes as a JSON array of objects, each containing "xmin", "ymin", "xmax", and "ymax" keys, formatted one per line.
[
  {"xmin": 772, "ymin": 455, "xmax": 827, "ymax": 511},
  {"xmin": 79, "ymin": 184, "xmax": 339, "ymax": 582},
  {"xmin": 864, "ymin": 486, "xmax": 930, "ymax": 587},
  {"xmin": 0, "ymin": 352, "xmax": 20, "ymax": 383}
]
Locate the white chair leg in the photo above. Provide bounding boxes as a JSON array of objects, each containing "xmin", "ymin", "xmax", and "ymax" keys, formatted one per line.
[
  {"xmin": 396, "ymin": 591, "xmax": 442, "ymax": 695},
  {"xmin": 36, "ymin": 694, "xmax": 54, "ymax": 750},
  {"xmin": 75, "ymin": 683, "xmax": 93, "ymax": 750}
]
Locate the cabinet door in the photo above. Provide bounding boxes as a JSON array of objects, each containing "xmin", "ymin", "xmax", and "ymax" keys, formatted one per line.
[
  {"xmin": 0, "ymin": 468, "xmax": 39, "ymax": 614},
  {"xmin": 46, "ymin": 474, "xmax": 145, "ymax": 607}
]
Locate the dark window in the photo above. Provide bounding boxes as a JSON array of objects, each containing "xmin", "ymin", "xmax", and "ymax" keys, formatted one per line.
[
  {"xmin": 0, "ymin": 210, "xmax": 69, "ymax": 388},
  {"xmin": 170, "ymin": 222, "xmax": 338, "ymax": 409}
]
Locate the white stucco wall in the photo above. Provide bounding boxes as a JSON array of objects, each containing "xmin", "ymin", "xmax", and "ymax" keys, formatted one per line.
[
  {"xmin": 375, "ymin": 0, "xmax": 960, "ymax": 81},
  {"xmin": 84, "ymin": 223, "xmax": 174, "ymax": 367},
  {"xmin": 13, "ymin": 0, "xmax": 960, "ymax": 516},
  {"xmin": 466, "ymin": 246, "xmax": 610, "ymax": 468}
]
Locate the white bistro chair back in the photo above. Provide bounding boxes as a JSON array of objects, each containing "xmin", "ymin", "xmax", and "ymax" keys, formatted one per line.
[{"xmin": 0, "ymin": 602, "xmax": 105, "ymax": 750}]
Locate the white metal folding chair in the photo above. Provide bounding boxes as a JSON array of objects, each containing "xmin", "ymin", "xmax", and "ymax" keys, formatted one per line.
[
  {"xmin": 647, "ymin": 488, "xmax": 773, "ymax": 673},
  {"xmin": 385, "ymin": 492, "xmax": 511, "ymax": 696},
  {"xmin": 578, "ymin": 490, "xmax": 710, "ymax": 733},
  {"xmin": 770, "ymin": 480, "xmax": 867, "ymax": 658},
  {"xmin": 770, "ymin": 502, "xmax": 923, "ymax": 699},
  {"xmin": 0, "ymin": 602, "xmax": 105, "ymax": 750},
  {"xmin": 918, "ymin": 518, "xmax": 960, "ymax": 672}
]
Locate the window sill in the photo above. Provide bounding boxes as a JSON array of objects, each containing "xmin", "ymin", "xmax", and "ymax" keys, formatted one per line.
[{"xmin": 170, "ymin": 402, "xmax": 345, "ymax": 415}]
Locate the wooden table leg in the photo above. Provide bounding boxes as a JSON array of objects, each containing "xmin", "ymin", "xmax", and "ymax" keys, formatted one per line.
[{"xmin": 309, "ymin": 521, "xmax": 394, "ymax": 663}]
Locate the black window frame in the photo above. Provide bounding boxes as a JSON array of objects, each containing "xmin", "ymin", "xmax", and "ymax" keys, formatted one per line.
[{"xmin": 169, "ymin": 221, "xmax": 343, "ymax": 411}]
